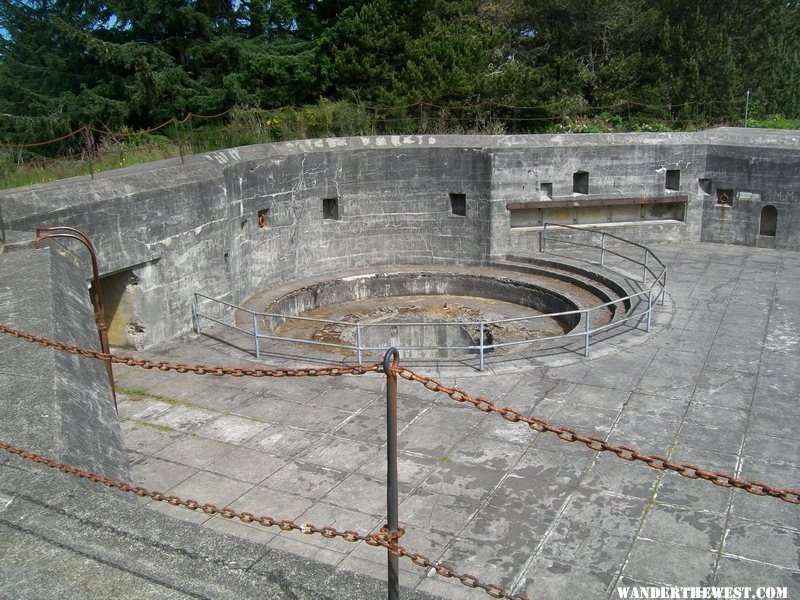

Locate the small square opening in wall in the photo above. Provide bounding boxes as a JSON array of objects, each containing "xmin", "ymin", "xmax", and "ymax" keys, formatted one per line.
[
  {"xmin": 573, "ymin": 171, "xmax": 589, "ymax": 195},
  {"xmin": 540, "ymin": 182, "xmax": 553, "ymax": 198},
  {"xmin": 257, "ymin": 208, "xmax": 269, "ymax": 228},
  {"xmin": 322, "ymin": 197, "xmax": 340, "ymax": 220},
  {"xmin": 698, "ymin": 178, "xmax": 713, "ymax": 195},
  {"xmin": 716, "ymin": 189, "xmax": 734, "ymax": 207},
  {"xmin": 665, "ymin": 169, "xmax": 681, "ymax": 191},
  {"xmin": 449, "ymin": 193, "xmax": 467, "ymax": 217}
]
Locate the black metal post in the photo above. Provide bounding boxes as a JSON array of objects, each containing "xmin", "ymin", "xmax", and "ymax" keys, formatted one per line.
[{"xmin": 383, "ymin": 347, "xmax": 400, "ymax": 600}]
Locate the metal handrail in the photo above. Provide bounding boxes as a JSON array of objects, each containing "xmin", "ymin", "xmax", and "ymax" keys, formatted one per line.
[{"xmin": 194, "ymin": 228, "xmax": 667, "ymax": 370}]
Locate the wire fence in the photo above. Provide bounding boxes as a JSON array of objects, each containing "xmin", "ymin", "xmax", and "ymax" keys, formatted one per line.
[{"xmin": 0, "ymin": 96, "xmax": 755, "ymax": 189}]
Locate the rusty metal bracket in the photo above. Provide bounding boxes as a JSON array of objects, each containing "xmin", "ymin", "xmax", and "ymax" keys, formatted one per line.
[{"xmin": 34, "ymin": 226, "xmax": 117, "ymax": 411}]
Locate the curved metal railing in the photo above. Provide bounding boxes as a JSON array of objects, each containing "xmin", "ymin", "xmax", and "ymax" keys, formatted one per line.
[{"xmin": 193, "ymin": 225, "xmax": 667, "ymax": 370}]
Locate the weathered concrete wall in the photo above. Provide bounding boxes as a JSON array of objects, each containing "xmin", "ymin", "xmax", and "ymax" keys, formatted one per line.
[
  {"xmin": 0, "ymin": 247, "xmax": 129, "ymax": 481},
  {"xmin": 700, "ymin": 129, "xmax": 800, "ymax": 249},
  {"xmin": 0, "ymin": 130, "xmax": 797, "ymax": 349}
]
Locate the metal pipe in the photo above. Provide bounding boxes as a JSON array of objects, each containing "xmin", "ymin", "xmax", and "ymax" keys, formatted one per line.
[
  {"xmin": 383, "ymin": 347, "xmax": 401, "ymax": 600},
  {"xmin": 252, "ymin": 312, "xmax": 260, "ymax": 358},
  {"xmin": 600, "ymin": 232, "xmax": 606, "ymax": 266},
  {"xmin": 584, "ymin": 309, "xmax": 591, "ymax": 356},
  {"xmin": 35, "ymin": 227, "xmax": 116, "ymax": 412},
  {"xmin": 356, "ymin": 324, "xmax": 363, "ymax": 364},
  {"xmin": 193, "ymin": 294, "xmax": 201, "ymax": 334},
  {"xmin": 479, "ymin": 322, "xmax": 485, "ymax": 371},
  {"xmin": 646, "ymin": 289, "xmax": 653, "ymax": 332}
]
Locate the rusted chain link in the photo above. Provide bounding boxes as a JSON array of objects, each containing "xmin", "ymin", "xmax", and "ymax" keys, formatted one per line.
[
  {"xmin": 392, "ymin": 366, "xmax": 800, "ymax": 505},
  {"xmin": 2, "ymin": 322, "xmax": 798, "ymax": 504},
  {"xmin": 0, "ymin": 440, "xmax": 527, "ymax": 600},
  {"xmin": 0, "ymin": 323, "xmax": 381, "ymax": 378}
]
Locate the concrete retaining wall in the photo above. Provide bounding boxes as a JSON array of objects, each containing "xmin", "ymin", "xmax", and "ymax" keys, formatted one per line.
[{"xmin": 1, "ymin": 129, "xmax": 797, "ymax": 349}]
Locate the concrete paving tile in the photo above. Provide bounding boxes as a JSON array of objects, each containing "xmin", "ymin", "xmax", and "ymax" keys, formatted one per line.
[
  {"xmin": 263, "ymin": 461, "xmax": 347, "ymax": 500},
  {"xmin": 747, "ymin": 409, "xmax": 800, "ymax": 440},
  {"xmin": 118, "ymin": 397, "xmax": 172, "ymax": 421},
  {"xmin": 130, "ymin": 456, "xmax": 198, "ymax": 492},
  {"xmin": 398, "ymin": 423, "xmax": 469, "ymax": 459},
  {"xmin": 244, "ymin": 423, "xmax": 325, "ymax": 458},
  {"xmin": 622, "ymin": 391, "xmax": 689, "ymax": 420},
  {"xmin": 675, "ymin": 421, "xmax": 745, "ymax": 456},
  {"xmin": 399, "ymin": 488, "xmax": 483, "ymax": 534},
  {"xmin": 668, "ymin": 444, "xmax": 740, "ymax": 474},
  {"xmin": 653, "ymin": 470, "xmax": 733, "ymax": 514},
  {"xmin": 146, "ymin": 499, "xmax": 214, "ymax": 525},
  {"xmin": 558, "ymin": 490, "xmax": 648, "ymax": 534},
  {"xmin": 742, "ymin": 434, "xmax": 800, "ymax": 466},
  {"xmin": 684, "ymin": 404, "xmax": 749, "ymax": 431},
  {"xmin": 327, "ymin": 413, "xmax": 385, "ymax": 444},
  {"xmin": 622, "ymin": 538, "xmax": 716, "ymax": 586},
  {"xmin": 579, "ymin": 454, "xmax": 660, "ymax": 499},
  {"xmin": 691, "ymin": 369, "xmax": 757, "ymax": 410},
  {"xmin": 466, "ymin": 414, "xmax": 541, "ymax": 446},
  {"xmin": 205, "ymin": 446, "xmax": 286, "ymax": 484},
  {"xmin": 290, "ymin": 501, "xmax": 382, "ymax": 550},
  {"xmin": 723, "ymin": 520, "xmax": 800, "ymax": 569},
  {"xmin": 419, "ymin": 461, "xmax": 505, "ymax": 502},
  {"xmin": 280, "ymin": 404, "xmax": 354, "ymax": 433},
  {"xmin": 193, "ymin": 414, "xmax": 271, "ymax": 445},
  {"xmin": 539, "ymin": 519, "xmax": 634, "ymax": 573},
  {"xmin": 356, "ymin": 451, "xmax": 439, "ymax": 488},
  {"xmin": 228, "ymin": 485, "xmax": 314, "ymax": 521},
  {"xmin": 714, "ymin": 555, "xmax": 800, "ymax": 589},
  {"xmin": 202, "ymin": 514, "xmax": 278, "ymax": 544},
  {"xmin": 334, "ymin": 554, "xmax": 426, "ymax": 592},
  {"xmin": 448, "ymin": 435, "xmax": 529, "ymax": 472},
  {"xmin": 324, "ymin": 473, "xmax": 387, "ymax": 516},
  {"xmin": 308, "ymin": 385, "xmax": 381, "ymax": 411},
  {"xmin": 639, "ymin": 504, "xmax": 725, "ymax": 551},
  {"xmin": 232, "ymin": 394, "xmax": 304, "ymax": 422},
  {"xmin": 167, "ymin": 470, "xmax": 254, "ymax": 507},
  {"xmin": 412, "ymin": 403, "xmax": 486, "ymax": 432},
  {"xmin": 515, "ymin": 558, "xmax": 616, "ymax": 600},
  {"xmin": 302, "ymin": 436, "xmax": 380, "ymax": 472},
  {"xmin": 121, "ymin": 422, "xmax": 184, "ymax": 455},
  {"xmin": 156, "ymin": 435, "xmax": 234, "ymax": 469},
  {"xmin": 148, "ymin": 405, "xmax": 218, "ymax": 433},
  {"xmin": 738, "ymin": 459, "xmax": 800, "ymax": 493}
]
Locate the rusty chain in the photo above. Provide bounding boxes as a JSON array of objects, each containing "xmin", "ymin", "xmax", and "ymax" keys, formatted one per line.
[
  {"xmin": 0, "ymin": 323, "xmax": 381, "ymax": 378},
  {"xmin": 393, "ymin": 367, "xmax": 800, "ymax": 504},
  {"xmin": 0, "ymin": 439, "xmax": 527, "ymax": 600},
  {"xmin": 2, "ymin": 322, "xmax": 799, "ymax": 504}
]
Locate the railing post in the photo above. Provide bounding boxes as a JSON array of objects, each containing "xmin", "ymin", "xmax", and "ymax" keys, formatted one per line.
[
  {"xmin": 642, "ymin": 251, "xmax": 648, "ymax": 284},
  {"xmin": 383, "ymin": 348, "xmax": 401, "ymax": 600},
  {"xmin": 193, "ymin": 294, "xmax": 201, "ymax": 334},
  {"xmin": 252, "ymin": 312, "xmax": 260, "ymax": 358},
  {"xmin": 540, "ymin": 223, "xmax": 547, "ymax": 253},
  {"xmin": 479, "ymin": 322, "xmax": 485, "ymax": 371},
  {"xmin": 660, "ymin": 271, "xmax": 667, "ymax": 306},
  {"xmin": 646, "ymin": 289, "xmax": 653, "ymax": 333},
  {"xmin": 584, "ymin": 309, "xmax": 591, "ymax": 356},
  {"xmin": 600, "ymin": 233, "xmax": 606, "ymax": 266},
  {"xmin": 356, "ymin": 324, "xmax": 363, "ymax": 364}
]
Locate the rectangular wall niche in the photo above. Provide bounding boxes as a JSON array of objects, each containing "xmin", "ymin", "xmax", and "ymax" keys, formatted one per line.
[
  {"xmin": 573, "ymin": 171, "xmax": 589, "ymax": 194},
  {"xmin": 508, "ymin": 196, "xmax": 687, "ymax": 229},
  {"xmin": 322, "ymin": 197, "xmax": 340, "ymax": 220},
  {"xmin": 257, "ymin": 208, "xmax": 269, "ymax": 228},
  {"xmin": 449, "ymin": 193, "xmax": 467, "ymax": 216},
  {"xmin": 665, "ymin": 169, "xmax": 681, "ymax": 191},
  {"xmin": 540, "ymin": 182, "xmax": 553, "ymax": 198}
]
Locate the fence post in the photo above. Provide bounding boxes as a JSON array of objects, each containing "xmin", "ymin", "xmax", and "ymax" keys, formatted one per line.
[
  {"xmin": 584, "ymin": 309, "xmax": 591, "ymax": 356},
  {"xmin": 646, "ymin": 289, "xmax": 653, "ymax": 333},
  {"xmin": 383, "ymin": 348, "xmax": 401, "ymax": 600},
  {"xmin": 642, "ymin": 251, "xmax": 648, "ymax": 284},
  {"xmin": 252, "ymin": 312, "xmax": 260, "ymax": 358},
  {"xmin": 356, "ymin": 324, "xmax": 363, "ymax": 364},
  {"xmin": 479, "ymin": 322, "xmax": 485, "ymax": 371},
  {"xmin": 660, "ymin": 270, "xmax": 667, "ymax": 306},
  {"xmin": 193, "ymin": 294, "xmax": 201, "ymax": 334},
  {"xmin": 540, "ymin": 223, "xmax": 547, "ymax": 253},
  {"xmin": 600, "ymin": 233, "xmax": 606, "ymax": 266}
]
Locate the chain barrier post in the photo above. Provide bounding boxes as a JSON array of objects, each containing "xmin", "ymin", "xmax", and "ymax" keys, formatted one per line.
[
  {"xmin": 252, "ymin": 312, "xmax": 260, "ymax": 358},
  {"xmin": 383, "ymin": 347, "xmax": 401, "ymax": 600},
  {"xmin": 356, "ymin": 324, "xmax": 363, "ymax": 364},
  {"xmin": 584, "ymin": 309, "xmax": 590, "ymax": 356},
  {"xmin": 479, "ymin": 322, "xmax": 485, "ymax": 371}
]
